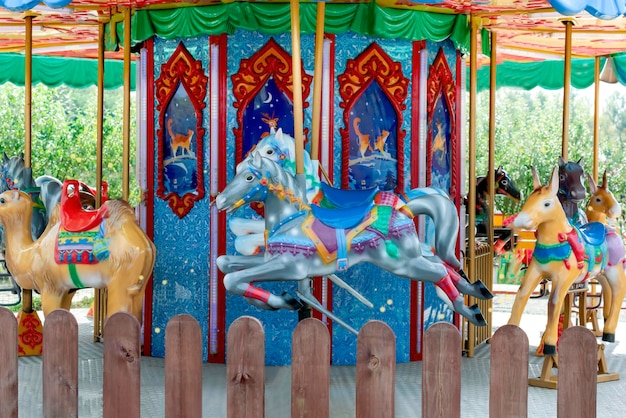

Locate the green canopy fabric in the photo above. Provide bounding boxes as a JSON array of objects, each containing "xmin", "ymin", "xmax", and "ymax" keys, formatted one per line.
[
  {"xmin": 0, "ymin": 53, "xmax": 135, "ymax": 90},
  {"xmin": 473, "ymin": 58, "xmax": 608, "ymax": 91},
  {"xmin": 130, "ymin": 2, "xmax": 470, "ymax": 53}
]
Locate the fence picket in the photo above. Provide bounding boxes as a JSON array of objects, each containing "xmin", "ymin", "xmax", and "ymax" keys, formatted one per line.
[
  {"xmin": 558, "ymin": 326, "xmax": 597, "ymax": 418},
  {"xmin": 489, "ymin": 324, "xmax": 528, "ymax": 418},
  {"xmin": 43, "ymin": 310, "xmax": 78, "ymax": 418},
  {"xmin": 103, "ymin": 312, "xmax": 141, "ymax": 418},
  {"xmin": 165, "ymin": 314, "xmax": 202, "ymax": 418},
  {"xmin": 291, "ymin": 318, "xmax": 330, "ymax": 418},
  {"xmin": 0, "ymin": 307, "xmax": 17, "ymax": 418},
  {"xmin": 227, "ymin": 316, "xmax": 265, "ymax": 418},
  {"xmin": 423, "ymin": 322, "xmax": 461, "ymax": 418},
  {"xmin": 356, "ymin": 320, "xmax": 396, "ymax": 418}
]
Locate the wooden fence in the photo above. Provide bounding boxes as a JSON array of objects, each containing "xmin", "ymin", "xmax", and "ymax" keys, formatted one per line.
[{"xmin": 0, "ymin": 307, "xmax": 598, "ymax": 418}]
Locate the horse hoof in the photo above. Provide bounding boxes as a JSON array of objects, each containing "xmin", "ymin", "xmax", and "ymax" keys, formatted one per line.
[
  {"xmin": 603, "ymin": 333, "xmax": 615, "ymax": 343},
  {"xmin": 543, "ymin": 344, "xmax": 557, "ymax": 355},
  {"xmin": 281, "ymin": 292, "xmax": 304, "ymax": 310},
  {"xmin": 474, "ymin": 279, "xmax": 494, "ymax": 300},
  {"xmin": 470, "ymin": 304, "xmax": 487, "ymax": 326}
]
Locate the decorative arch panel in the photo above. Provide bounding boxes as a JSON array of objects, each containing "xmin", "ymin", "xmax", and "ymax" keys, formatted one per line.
[
  {"xmin": 231, "ymin": 37, "xmax": 313, "ymax": 164},
  {"xmin": 338, "ymin": 42, "xmax": 409, "ymax": 192},
  {"xmin": 426, "ymin": 48, "xmax": 457, "ymax": 198},
  {"xmin": 155, "ymin": 41, "xmax": 207, "ymax": 218}
]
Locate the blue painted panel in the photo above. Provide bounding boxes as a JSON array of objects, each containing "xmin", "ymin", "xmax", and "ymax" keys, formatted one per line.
[
  {"xmin": 224, "ymin": 30, "xmax": 317, "ymax": 366},
  {"xmin": 150, "ymin": 37, "xmax": 211, "ymax": 359},
  {"xmin": 332, "ymin": 34, "xmax": 413, "ymax": 365}
]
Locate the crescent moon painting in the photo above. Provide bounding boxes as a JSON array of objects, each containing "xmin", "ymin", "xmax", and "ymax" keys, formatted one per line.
[{"xmin": 243, "ymin": 78, "xmax": 295, "ymax": 156}]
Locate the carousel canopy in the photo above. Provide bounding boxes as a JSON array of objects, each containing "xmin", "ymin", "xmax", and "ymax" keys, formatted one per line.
[{"xmin": 0, "ymin": 0, "xmax": 625, "ymax": 89}]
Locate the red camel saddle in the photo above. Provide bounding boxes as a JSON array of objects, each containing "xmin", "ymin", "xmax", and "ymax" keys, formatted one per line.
[{"xmin": 60, "ymin": 179, "xmax": 110, "ymax": 232}]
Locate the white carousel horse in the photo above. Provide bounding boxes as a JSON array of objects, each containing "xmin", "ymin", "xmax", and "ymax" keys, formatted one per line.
[
  {"xmin": 215, "ymin": 153, "xmax": 492, "ymax": 333},
  {"xmin": 508, "ymin": 166, "xmax": 626, "ymax": 355}
]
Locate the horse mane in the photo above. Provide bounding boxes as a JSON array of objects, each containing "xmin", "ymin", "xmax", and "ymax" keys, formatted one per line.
[{"xmin": 259, "ymin": 156, "xmax": 307, "ymax": 204}]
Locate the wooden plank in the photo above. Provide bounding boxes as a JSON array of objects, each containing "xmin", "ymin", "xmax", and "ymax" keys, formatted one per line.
[
  {"xmin": 557, "ymin": 326, "xmax": 597, "ymax": 418},
  {"xmin": 356, "ymin": 320, "xmax": 395, "ymax": 418},
  {"xmin": 0, "ymin": 307, "xmax": 18, "ymax": 418},
  {"xmin": 227, "ymin": 316, "xmax": 264, "ymax": 418},
  {"xmin": 422, "ymin": 322, "xmax": 461, "ymax": 418},
  {"xmin": 43, "ymin": 310, "xmax": 78, "ymax": 418},
  {"xmin": 165, "ymin": 314, "xmax": 202, "ymax": 418},
  {"xmin": 291, "ymin": 318, "xmax": 330, "ymax": 418},
  {"xmin": 103, "ymin": 312, "xmax": 141, "ymax": 418},
  {"xmin": 489, "ymin": 325, "xmax": 528, "ymax": 418}
]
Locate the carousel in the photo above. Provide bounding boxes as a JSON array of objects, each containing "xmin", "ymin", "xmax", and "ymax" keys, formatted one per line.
[{"xmin": 0, "ymin": 0, "xmax": 625, "ymax": 399}]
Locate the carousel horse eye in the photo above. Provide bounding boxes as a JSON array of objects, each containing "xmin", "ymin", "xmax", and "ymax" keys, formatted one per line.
[
  {"xmin": 544, "ymin": 201, "xmax": 551, "ymax": 208},
  {"xmin": 0, "ymin": 197, "xmax": 5, "ymax": 204},
  {"xmin": 266, "ymin": 149, "xmax": 274, "ymax": 155},
  {"xmin": 559, "ymin": 174, "xmax": 565, "ymax": 181},
  {"xmin": 501, "ymin": 179, "xmax": 508, "ymax": 186},
  {"xmin": 245, "ymin": 175, "xmax": 254, "ymax": 182}
]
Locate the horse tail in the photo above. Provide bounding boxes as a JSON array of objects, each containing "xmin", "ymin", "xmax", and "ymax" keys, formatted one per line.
[{"xmin": 403, "ymin": 187, "xmax": 461, "ymax": 269}]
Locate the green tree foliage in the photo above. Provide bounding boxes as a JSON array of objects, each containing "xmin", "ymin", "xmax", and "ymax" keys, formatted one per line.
[
  {"xmin": 0, "ymin": 83, "xmax": 138, "ymax": 204},
  {"xmin": 471, "ymin": 87, "xmax": 626, "ymax": 216}
]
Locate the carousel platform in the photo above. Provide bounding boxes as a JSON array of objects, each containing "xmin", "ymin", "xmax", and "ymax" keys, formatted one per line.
[{"xmin": 14, "ymin": 294, "xmax": 626, "ymax": 418}]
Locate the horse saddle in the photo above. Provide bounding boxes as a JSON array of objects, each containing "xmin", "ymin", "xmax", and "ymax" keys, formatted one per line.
[
  {"xmin": 60, "ymin": 179, "xmax": 109, "ymax": 233},
  {"xmin": 311, "ymin": 201, "xmax": 374, "ymax": 229},
  {"xmin": 319, "ymin": 182, "xmax": 378, "ymax": 209},
  {"xmin": 578, "ymin": 222, "xmax": 606, "ymax": 247}
]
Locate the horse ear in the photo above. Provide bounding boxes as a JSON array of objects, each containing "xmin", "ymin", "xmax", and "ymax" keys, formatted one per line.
[
  {"xmin": 531, "ymin": 166, "xmax": 541, "ymax": 190},
  {"xmin": 2, "ymin": 152, "xmax": 8, "ymax": 163},
  {"xmin": 548, "ymin": 166, "xmax": 559, "ymax": 195},
  {"xmin": 251, "ymin": 151, "xmax": 263, "ymax": 167},
  {"xmin": 587, "ymin": 172, "xmax": 597, "ymax": 194},
  {"xmin": 558, "ymin": 156, "xmax": 566, "ymax": 167},
  {"xmin": 577, "ymin": 157, "xmax": 583, "ymax": 164},
  {"xmin": 19, "ymin": 152, "xmax": 24, "ymax": 159},
  {"xmin": 11, "ymin": 190, "xmax": 19, "ymax": 201},
  {"xmin": 602, "ymin": 170, "xmax": 608, "ymax": 189},
  {"xmin": 276, "ymin": 128, "xmax": 283, "ymax": 139}
]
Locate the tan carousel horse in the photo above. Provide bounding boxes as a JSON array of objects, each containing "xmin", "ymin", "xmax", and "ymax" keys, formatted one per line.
[
  {"xmin": 584, "ymin": 171, "xmax": 626, "ymax": 333},
  {"xmin": 0, "ymin": 181, "xmax": 156, "ymax": 323},
  {"xmin": 508, "ymin": 167, "xmax": 626, "ymax": 355}
]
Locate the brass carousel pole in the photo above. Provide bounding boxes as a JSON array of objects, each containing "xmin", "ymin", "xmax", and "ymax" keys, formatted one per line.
[
  {"xmin": 466, "ymin": 14, "xmax": 479, "ymax": 357},
  {"xmin": 290, "ymin": 0, "xmax": 310, "ymax": 320},
  {"xmin": 561, "ymin": 18, "xmax": 575, "ymax": 160},
  {"xmin": 487, "ymin": 32, "xmax": 497, "ymax": 249},
  {"xmin": 593, "ymin": 57, "xmax": 601, "ymax": 182},
  {"xmin": 122, "ymin": 7, "xmax": 132, "ymax": 200},
  {"xmin": 290, "ymin": 0, "xmax": 305, "ymax": 178},
  {"xmin": 93, "ymin": 20, "xmax": 106, "ymax": 342},
  {"xmin": 17, "ymin": 11, "xmax": 44, "ymax": 356},
  {"xmin": 310, "ymin": 1, "xmax": 325, "ymax": 162}
]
